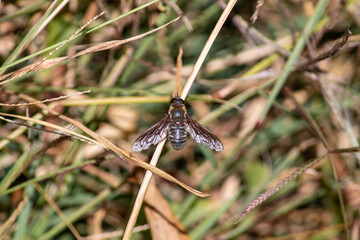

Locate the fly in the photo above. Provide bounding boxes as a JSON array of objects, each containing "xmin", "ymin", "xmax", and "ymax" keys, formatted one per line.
[{"xmin": 132, "ymin": 97, "xmax": 223, "ymax": 152}]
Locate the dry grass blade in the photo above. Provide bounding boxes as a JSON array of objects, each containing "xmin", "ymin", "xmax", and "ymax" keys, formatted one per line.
[
  {"xmin": 60, "ymin": 96, "xmax": 169, "ymax": 106},
  {"xmin": 299, "ymin": 29, "xmax": 351, "ymax": 70},
  {"xmin": 70, "ymin": 14, "xmax": 177, "ymax": 56},
  {"xmin": 172, "ymin": 47, "xmax": 184, "ymax": 97},
  {"xmin": 122, "ymin": 140, "xmax": 167, "ymax": 240},
  {"xmin": 0, "ymin": 111, "xmax": 207, "ymax": 197},
  {"xmin": 0, "ymin": 16, "xmax": 180, "ymax": 85},
  {"xmin": 123, "ymin": 0, "xmax": 237, "ymax": 239},
  {"xmin": 17, "ymin": 94, "xmax": 209, "ymax": 197},
  {"xmin": 125, "ymin": 48, "xmax": 186, "ymax": 239},
  {"xmin": 81, "ymin": 225, "xmax": 149, "ymax": 240},
  {"xmin": 0, "ymin": 115, "xmax": 120, "ymax": 162},
  {"xmin": 162, "ymin": 0, "xmax": 193, "ymax": 32},
  {"xmin": 0, "ymin": 115, "xmax": 73, "ymax": 140},
  {"xmin": 0, "ymin": 112, "xmax": 109, "ymax": 157},
  {"xmin": 0, "ymin": 90, "xmax": 90, "ymax": 107},
  {"xmin": 123, "ymin": 47, "xmax": 184, "ymax": 239},
  {"xmin": 250, "ymin": 0, "xmax": 265, "ymax": 24},
  {"xmin": 181, "ymin": 0, "xmax": 237, "ymax": 100}
]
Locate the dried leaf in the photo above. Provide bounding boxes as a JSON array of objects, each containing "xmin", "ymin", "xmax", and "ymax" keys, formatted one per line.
[{"xmin": 144, "ymin": 177, "xmax": 190, "ymax": 240}]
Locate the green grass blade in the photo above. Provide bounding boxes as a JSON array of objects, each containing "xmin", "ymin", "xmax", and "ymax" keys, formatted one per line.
[
  {"xmin": 259, "ymin": 0, "xmax": 329, "ymax": 123},
  {"xmin": 38, "ymin": 189, "xmax": 111, "ymax": 240},
  {"xmin": 0, "ymin": 150, "xmax": 31, "ymax": 194},
  {"xmin": 1, "ymin": 160, "xmax": 97, "ymax": 196},
  {"xmin": 13, "ymin": 186, "xmax": 34, "ymax": 240},
  {"xmin": 0, "ymin": 0, "xmax": 48, "ymax": 23}
]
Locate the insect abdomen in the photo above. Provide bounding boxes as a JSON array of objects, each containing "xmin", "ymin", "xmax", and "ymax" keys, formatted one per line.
[{"xmin": 169, "ymin": 124, "xmax": 187, "ymax": 150}]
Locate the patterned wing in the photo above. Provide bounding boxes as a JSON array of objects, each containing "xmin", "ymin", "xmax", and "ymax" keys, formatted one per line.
[
  {"xmin": 185, "ymin": 115, "xmax": 223, "ymax": 152},
  {"xmin": 132, "ymin": 114, "xmax": 171, "ymax": 151}
]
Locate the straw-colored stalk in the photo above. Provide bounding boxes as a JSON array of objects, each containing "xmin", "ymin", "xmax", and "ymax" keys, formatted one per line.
[{"xmin": 122, "ymin": 0, "xmax": 238, "ymax": 239}]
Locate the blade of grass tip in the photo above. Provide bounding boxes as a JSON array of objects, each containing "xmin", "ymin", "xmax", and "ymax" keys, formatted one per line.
[
  {"xmin": 215, "ymin": 147, "xmax": 307, "ymax": 238},
  {"xmin": 0, "ymin": 112, "xmax": 103, "ymax": 150},
  {"xmin": 220, "ymin": 213, "xmax": 256, "ymax": 239},
  {"xmin": 122, "ymin": 140, "xmax": 166, "ymax": 240},
  {"xmin": 181, "ymin": 0, "xmax": 238, "ymax": 100},
  {"xmin": 123, "ymin": 1, "xmax": 237, "ymax": 239},
  {"xmin": 32, "ymin": 0, "xmax": 70, "ymax": 38},
  {"xmin": 172, "ymin": 47, "xmax": 183, "ymax": 97},
  {"xmin": 258, "ymin": 0, "xmax": 329, "ymax": 124}
]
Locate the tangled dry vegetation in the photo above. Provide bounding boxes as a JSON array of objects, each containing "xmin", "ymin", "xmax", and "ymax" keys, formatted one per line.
[{"xmin": 0, "ymin": 0, "xmax": 360, "ymax": 239}]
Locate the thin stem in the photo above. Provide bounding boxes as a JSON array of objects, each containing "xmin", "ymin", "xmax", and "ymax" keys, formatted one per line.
[
  {"xmin": 181, "ymin": 0, "xmax": 238, "ymax": 100},
  {"xmin": 123, "ymin": 0, "xmax": 238, "ymax": 239},
  {"xmin": 122, "ymin": 140, "xmax": 166, "ymax": 240}
]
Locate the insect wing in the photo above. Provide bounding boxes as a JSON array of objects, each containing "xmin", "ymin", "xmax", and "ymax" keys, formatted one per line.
[
  {"xmin": 132, "ymin": 114, "xmax": 171, "ymax": 151},
  {"xmin": 185, "ymin": 115, "xmax": 223, "ymax": 152}
]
